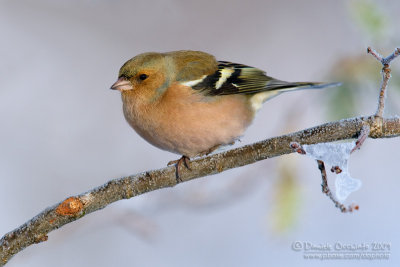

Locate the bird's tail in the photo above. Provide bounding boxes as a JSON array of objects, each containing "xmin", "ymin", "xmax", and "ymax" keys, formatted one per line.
[
  {"xmin": 249, "ymin": 80, "xmax": 341, "ymax": 111},
  {"xmin": 266, "ymin": 80, "xmax": 341, "ymax": 92}
]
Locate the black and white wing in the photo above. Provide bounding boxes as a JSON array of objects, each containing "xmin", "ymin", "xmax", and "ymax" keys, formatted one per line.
[{"xmin": 189, "ymin": 61, "xmax": 337, "ymax": 96}]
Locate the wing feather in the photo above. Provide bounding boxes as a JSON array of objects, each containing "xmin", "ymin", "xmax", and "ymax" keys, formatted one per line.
[{"xmin": 186, "ymin": 61, "xmax": 338, "ymax": 96}]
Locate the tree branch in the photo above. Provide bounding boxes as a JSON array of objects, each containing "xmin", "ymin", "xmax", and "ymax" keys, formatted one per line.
[
  {"xmin": 1, "ymin": 47, "xmax": 400, "ymax": 265},
  {"xmin": 1, "ymin": 115, "xmax": 399, "ymax": 265}
]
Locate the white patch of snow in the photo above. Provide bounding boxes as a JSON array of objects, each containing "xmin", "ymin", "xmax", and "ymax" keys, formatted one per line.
[
  {"xmin": 335, "ymin": 172, "xmax": 362, "ymax": 201},
  {"xmin": 303, "ymin": 141, "xmax": 362, "ymax": 201}
]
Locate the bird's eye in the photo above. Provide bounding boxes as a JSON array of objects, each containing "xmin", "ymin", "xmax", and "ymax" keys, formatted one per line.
[{"xmin": 139, "ymin": 74, "xmax": 148, "ymax": 80}]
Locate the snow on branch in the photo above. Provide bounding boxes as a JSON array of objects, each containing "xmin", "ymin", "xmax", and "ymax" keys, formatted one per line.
[{"xmin": 303, "ymin": 141, "xmax": 362, "ymax": 202}]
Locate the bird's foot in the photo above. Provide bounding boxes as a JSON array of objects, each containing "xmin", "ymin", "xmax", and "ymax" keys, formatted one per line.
[{"xmin": 168, "ymin": 155, "xmax": 191, "ymax": 182}]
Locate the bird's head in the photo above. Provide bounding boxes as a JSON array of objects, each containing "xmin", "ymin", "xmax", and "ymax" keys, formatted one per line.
[
  {"xmin": 111, "ymin": 50, "xmax": 217, "ymax": 102},
  {"xmin": 110, "ymin": 52, "xmax": 169, "ymax": 100}
]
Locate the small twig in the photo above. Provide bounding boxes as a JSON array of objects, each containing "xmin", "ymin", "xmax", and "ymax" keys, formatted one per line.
[
  {"xmin": 366, "ymin": 47, "xmax": 383, "ymax": 62},
  {"xmin": 316, "ymin": 160, "xmax": 356, "ymax": 213},
  {"xmin": 382, "ymin": 47, "xmax": 400, "ymax": 65},
  {"xmin": 351, "ymin": 124, "xmax": 370, "ymax": 153},
  {"xmin": 367, "ymin": 47, "xmax": 400, "ymax": 117},
  {"xmin": 376, "ymin": 67, "xmax": 391, "ymax": 118}
]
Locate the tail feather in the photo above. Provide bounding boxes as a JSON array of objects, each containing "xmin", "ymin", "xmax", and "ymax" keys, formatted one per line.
[
  {"xmin": 249, "ymin": 81, "xmax": 341, "ymax": 112},
  {"xmin": 266, "ymin": 80, "xmax": 342, "ymax": 92}
]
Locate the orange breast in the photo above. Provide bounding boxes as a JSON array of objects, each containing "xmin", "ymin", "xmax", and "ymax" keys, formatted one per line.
[{"xmin": 123, "ymin": 83, "xmax": 255, "ymax": 157}]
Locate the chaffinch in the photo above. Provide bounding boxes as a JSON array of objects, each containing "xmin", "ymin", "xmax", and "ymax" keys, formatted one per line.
[{"xmin": 111, "ymin": 50, "xmax": 338, "ymax": 177}]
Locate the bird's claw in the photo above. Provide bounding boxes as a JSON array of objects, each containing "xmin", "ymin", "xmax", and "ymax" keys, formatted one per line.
[{"xmin": 168, "ymin": 155, "xmax": 191, "ymax": 182}]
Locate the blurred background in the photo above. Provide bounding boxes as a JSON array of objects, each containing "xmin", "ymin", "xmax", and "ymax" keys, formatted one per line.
[{"xmin": 1, "ymin": 0, "xmax": 399, "ymax": 266}]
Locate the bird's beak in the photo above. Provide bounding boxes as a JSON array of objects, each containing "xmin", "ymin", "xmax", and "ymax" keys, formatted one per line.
[{"xmin": 110, "ymin": 77, "xmax": 133, "ymax": 91}]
